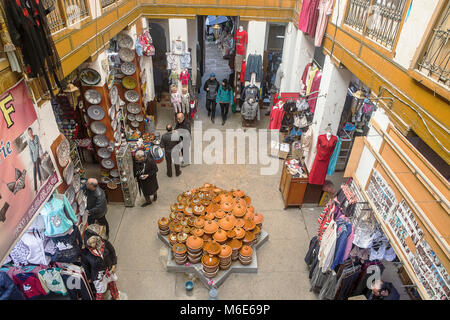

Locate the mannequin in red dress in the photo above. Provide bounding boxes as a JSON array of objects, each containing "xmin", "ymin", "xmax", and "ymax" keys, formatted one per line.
[{"xmin": 308, "ymin": 131, "xmax": 337, "ymax": 185}]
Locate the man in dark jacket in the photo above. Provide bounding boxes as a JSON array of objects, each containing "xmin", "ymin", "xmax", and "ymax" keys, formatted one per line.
[
  {"xmin": 85, "ymin": 178, "xmax": 109, "ymax": 237},
  {"xmin": 160, "ymin": 124, "xmax": 182, "ymax": 177},
  {"xmin": 175, "ymin": 112, "xmax": 191, "ymax": 167},
  {"xmin": 133, "ymin": 150, "xmax": 159, "ymax": 207},
  {"xmin": 368, "ymin": 280, "xmax": 400, "ymax": 300},
  {"xmin": 203, "ymin": 73, "xmax": 220, "ymax": 123}
]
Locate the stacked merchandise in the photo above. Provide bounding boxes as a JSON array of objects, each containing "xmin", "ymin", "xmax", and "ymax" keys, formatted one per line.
[
  {"xmin": 305, "ymin": 181, "xmax": 398, "ymax": 300},
  {"xmin": 52, "ymin": 96, "xmax": 79, "ymax": 140},
  {"xmin": 157, "ymin": 183, "xmax": 265, "ymax": 278}
]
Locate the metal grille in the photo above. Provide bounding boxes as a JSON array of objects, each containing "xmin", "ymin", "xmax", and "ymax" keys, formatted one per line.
[
  {"xmin": 101, "ymin": 0, "xmax": 116, "ymax": 8},
  {"xmin": 417, "ymin": 3, "xmax": 450, "ymax": 88},
  {"xmin": 42, "ymin": 0, "xmax": 66, "ymax": 33},
  {"xmin": 64, "ymin": 0, "xmax": 89, "ymax": 26},
  {"xmin": 344, "ymin": 0, "xmax": 408, "ymax": 49},
  {"xmin": 344, "ymin": 0, "xmax": 371, "ymax": 33},
  {"xmin": 365, "ymin": 0, "xmax": 408, "ymax": 49}
]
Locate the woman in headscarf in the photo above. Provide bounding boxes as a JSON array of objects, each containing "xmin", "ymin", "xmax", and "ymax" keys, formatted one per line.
[{"xmin": 133, "ymin": 150, "xmax": 159, "ymax": 207}]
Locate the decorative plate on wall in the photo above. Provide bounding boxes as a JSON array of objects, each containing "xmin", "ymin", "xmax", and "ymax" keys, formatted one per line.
[
  {"xmin": 72, "ymin": 173, "xmax": 81, "ymax": 193},
  {"xmin": 63, "ymin": 161, "xmax": 74, "ymax": 185},
  {"xmin": 101, "ymin": 176, "xmax": 111, "ymax": 184},
  {"xmin": 127, "ymin": 113, "xmax": 136, "ymax": 121},
  {"xmin": 118, "ymin": 33, "xmax": 133, "ymax": 49},
  {"xmin": 124, "ymin": 90, "xmax": 139, "ymax": 103},
  {"xmin": 109, "ymin": 85, "xmax": 118, "ymax": 105},
  {"xmin": 71, "ymin": 201, "xmax": 78, "ymax": 215},
  {"xmin": 126, "ymin": 103, "xmax": 140, "ymax": 114},
  {"xmin": 97, "ymin": 147, "xmax": 112, "ymax": 159},
  {"xmin": 80, "ymin": 68, "xmax": 101, "ymax": 86},
  {"xmin": 65, "ymin": 185, "xmax": 75, "ymax": 204},
  {"xmin": 93, "ymin": 135, "xmax": 109, "ymax": 148},
  {"xmin": 135, "ymin": 114, "xmax": 144, "ymax": 122},
  {"xmin": 87, "ymin": 105, "xmax": 105, "ymax": 121},
  {"xmin": 101, "ymin": 158, "xmax": 115, "ymax": 169},
  {"xmin": 110, "ymin": 169, "xmax": 119, "ymax": 178},
  {"xmin": 122, "ymin": 76, "xmax": 137, "ymax": 89},
  {"xmin": 107, "ymin": 181, "xmax": 118, "ymax": 189},
  {"xmin": 84, "ymin": 89, "xmax": 102, "ymax": 104},
  {"xmin": 56, "ymin": 137, "xmax": 70, "ymax": 168},
  {"xmin": 119, "ymin": 48, "xmax": 135, "ymax": 62},
  {"xmin": 121, "ymin": 62, "xmax": 136, "ymax": 76},
  {"xmin": 90, "ymin": 121, "xmax": 107, "ymax": 135},
  {"xmin": 131, "ymin": 121, "xmax": 139, "ymax": 128}
]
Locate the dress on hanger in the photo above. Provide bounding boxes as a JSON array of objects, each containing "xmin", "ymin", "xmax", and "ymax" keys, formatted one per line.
[
  {"xmin": 300, "ymin": 128, "xmax": 313, "ymax": 161},
  {"xmin": 315, "ymin": 0, "xmax": 335, "ymax": 47},
  {"xmin": 308, "ymin": 71, "xmax": 322, "ymax": 113},
  {"xmin": 306, "ymin": 65, "xmax": 319, "ymax": 95},
  {"xmin": 306, "ymin": 0, "xmax": 321, "ymax": 37},
  {"xmin": 240, "ymin": 60, "xmax": 247, "ymax": 83},
  {"xmin": 309, "ymin": 134, "xmax": 337, "ymax": 185},
  {"xmin": 180, "ymin": 70, "xmax": 190, "ymax": 86},
  {"xmin": 268, "ymin": 102, "xmax": 285, "ymax": 130}
]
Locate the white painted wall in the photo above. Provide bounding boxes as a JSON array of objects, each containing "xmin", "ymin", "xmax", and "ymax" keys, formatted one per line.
[
  {"xmin": 331, "ymin": 0, "xmax": 347, "ymax": 26},
  {"xmin": 187, "ymin": 19, "xmax": 198, "ymax": 85},
  {"xmin": 279, "ymin": 22, "xmax": 297, "ymax": 92},
  {"xmin": 393, "ymin": 0, "xmax": 439, "ymax": 69},
  {"xmin": 169, "ymin": 19, "xmax": 188, "ymax": 47},
  {"xmin": 245, "ymin": 21, "xmax": 267, "ymax": 88},
  {"xmin": 306, "ymin": 55, "xmax": 352, "ymax": 170}
]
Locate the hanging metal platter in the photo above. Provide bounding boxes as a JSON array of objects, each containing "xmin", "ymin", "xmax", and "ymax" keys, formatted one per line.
[
  {"xmin": 90, "ymin": 121, "xmax": 107, "ymax": 135},
  {"xmin": 80, "ymin": 68, "xmax": 101, "ymax": 86},
  {"xmin": 100, "ymin": 176, "xmax": 111, "ymax": 184},
  {"xmin": 131, "ymin": 121, "xmax": 139, "ymax": 128},
  {"xmin": 101, "ymin": 158, "xmax": 115, "ymax": 169},
  {"xmin": 126, "ymin": 103, "xmax": 140, "ymax": 114},
  {"xmin": 118, "ymin": 33, "xmax": 133, "ymax": 49},
  {"xmin": 135, "ymin": 114, "xmax": 144, "ymax": 122},
  {"xmin": 56, "ymin": 137, "xmax": 70, "ymax": 168},
  {"xmin": 122, "ymin": 76, "xmax": 137, "ymax": 89},
  {"xmin": 119, "ymin": 48, "xmax": 135, "ymax": 62},
  {"xmin": 125, "ymin": 90, "xmax": 139, "ymax": 103},
  {"xmin": 63, "ymin": 161, "xmax": 74, "ymax": 186},
  {"xmin": 84, "ymin": 89, "xmax": 102, "ymax": 104},
  {"xmin": 87, "ymin": 105, "xmax": 105, "ymax": 121},
  {"xmin": 93, "ymin": 135, "xmax": 109, "ymax": 148},
  {"xmin": 120, "ymin": 62, "xmax": 136, "ymax": 76},
  {"xmin": 110, "ymin": 169, "xmax": 119, "ymax": 178},
  {"xmin": 109, "ymin": 85, "xmax": 118, "ymax": 105},
  {"xmin": 72, "ymin": 173, "xmax": 81, "ymax": 193},
  {"xmin": 127, "ymin": 113, "xmax": 136, "ymax": 121},
  {"xmin": 97, "ymin": 147, "xmax": 112, "ymax": 159},
  {"xmin": 65, "ymin": 185, "xmax": 75, "ymax": 204}
]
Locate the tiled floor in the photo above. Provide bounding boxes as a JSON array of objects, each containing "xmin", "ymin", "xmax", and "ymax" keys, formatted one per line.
[{"xmin": 105, "ymin": 41, "xmax": 408, "ymax": 300}]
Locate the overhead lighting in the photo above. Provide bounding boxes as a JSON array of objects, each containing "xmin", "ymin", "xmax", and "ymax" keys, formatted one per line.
[{"xmin": 276, "ymin": 35, "xmax": 285, "ymax": 39}]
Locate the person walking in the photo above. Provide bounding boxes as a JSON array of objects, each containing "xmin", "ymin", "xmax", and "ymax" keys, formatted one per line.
[
  {"xmin": 203, "ymin": 73, "xmax": 220, "ymax": 123},
  {"xmin": 160, "ymin": 124, "xmax": 182, "ymax": 177},
  {"xmin": 133, "ymin": 150, "xmax": 159, "ymax": 207},
  {"xmin": 175, "ymin": 112, "xmax": 191, "ymax": 167},
  {"xmin": 27, "ymin": 127, "xmax": 43, "ymax": 192},
  {"xmin": 216, "ymin": 79, "xmax": 233, "ymax": 125},
  {"xmin": 85, "ymin": 178, "xmax": 109, "ymax": 238}
]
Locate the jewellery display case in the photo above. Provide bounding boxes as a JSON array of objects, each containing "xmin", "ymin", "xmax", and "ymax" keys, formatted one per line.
[{"xmin": 116, "ymin": 142, "xmax": 138, "ymax": 207}]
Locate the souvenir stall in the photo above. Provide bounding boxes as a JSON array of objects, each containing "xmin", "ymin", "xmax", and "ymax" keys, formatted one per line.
[
  {"xmin": 157, "ymin": 183, "xmax": 269, "ymax": 289},
  {"xmin": 305, "ymin": 179, "xmax": 403, "ymax": 300}
]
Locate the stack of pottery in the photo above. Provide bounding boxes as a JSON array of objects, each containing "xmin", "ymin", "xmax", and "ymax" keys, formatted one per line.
[
  {"xmin": 213, "ymin": 229, "xmax": 228, "ymax": 245},
  {"xmin": 218, "ymin": 245, "xmax": 232, "ymax": 270},
  {"xmin": 253, "ymin": 213, "xmax": 264, "ymax": 229},
  {"xmin": 239, "ymin": 245, "xmax": 253, "ymax": 265},
  {"xmin": 172, "ymin": 242, "xmax": 188, "ymax": 265},
  {"xmin": 228, "ymin": 239, "xmax": 242, "ymax": 261},
  {"xmin": 158, "ymin": 217, "xmax": 170, "ymax": 235},
  {"xmin": 186, "ymin": 235, "xmax": 204, "ymax": 264},
  {"xmin": 243, "ymin": 230, "xmax": 255, "ymax": 247},
  {"xmin": 168, "ymin": 233, "xmax": 178, "ymax": 247},
  {"xmin": 202, "ymin": 254, "xmax": 220, "ymax": 278}
]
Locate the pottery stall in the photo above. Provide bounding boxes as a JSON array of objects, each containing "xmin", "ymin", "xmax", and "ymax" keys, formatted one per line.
[{"xmin": 157, "ymin": 183, "xmax": 269, "ymax": 288}]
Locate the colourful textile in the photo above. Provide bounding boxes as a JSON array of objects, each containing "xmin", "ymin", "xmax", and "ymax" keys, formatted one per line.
[
  {"xmin": 308, "ymin": 71, "xmax": 322, "ymax": 113},
  {"xmin": 327, "ymin": 136, "xmax": 341, "ymax": 175},
  {"xmin": 309, "ymin": 134, "xmax": 337, "ymax": 185}
]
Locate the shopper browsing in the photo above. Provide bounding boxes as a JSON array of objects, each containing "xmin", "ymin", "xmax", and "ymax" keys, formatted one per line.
[
  {"xmin": 160, "ymin": 124, "xmax": 182, "ymax": 177},
  {"xmin": 85, "ymin": 178, "xmax": 109, "ymax": 238},
  {"xmin": 133, "ymin": 150, "xmax": 159, "ymax": 207},
  {"xmin": 203, "ymin": 73, "xmax": 220, "ymax": 123},
  {"xmin": 216, "ymin": 79, "xmax": 233, "ymax": 125},
  {"xmin": 368, "ymin": 280, "xmax": 400, "ymax": 300},
  {"xmin": 175, "ymin": 112, "xmax": 191, "ymax": 167}
]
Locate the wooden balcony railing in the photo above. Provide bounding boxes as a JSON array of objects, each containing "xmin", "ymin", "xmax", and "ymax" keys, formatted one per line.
[
  {"xmin": 344, "ymin": 0, "xmax": 408, "ymax": 50},
  {"xmin": 43, "ymin": 0, "xmax": 90, "ymax": 34}
]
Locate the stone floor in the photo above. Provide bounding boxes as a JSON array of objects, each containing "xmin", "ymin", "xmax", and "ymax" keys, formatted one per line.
[{"xmin": 105, "ymin": 41, "xmax": 409, "ymax": 300}]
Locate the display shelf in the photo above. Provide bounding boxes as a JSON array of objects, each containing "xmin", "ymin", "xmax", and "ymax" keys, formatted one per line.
[
  {"xmin": 158, "ymin": 230, "xmax": 269, "ymax": 289},
  {"xmin": 116, "ymin": 143, "xmax": 138, "ymax": 207}
]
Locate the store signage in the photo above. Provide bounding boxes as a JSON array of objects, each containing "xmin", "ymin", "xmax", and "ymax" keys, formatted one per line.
[{"xmin": 0, "ymin": 79, "xmax": 60, "ymax": 263}]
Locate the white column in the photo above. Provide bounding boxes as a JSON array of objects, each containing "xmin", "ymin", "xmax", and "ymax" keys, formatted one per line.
[
  {"xmin": 187, "ymin": 19, "xmax": 198, "ymax": 87},
  {"xmin": 279, "ymin": 22, "xmax": 297, "ymax": 92},
  {"xmin": 245, "ymin": 21, "xmax": 267, "ymax": 88},
  {"xmin": 306, "ymin": 55, "xmax": 352, "ymax": 170}
]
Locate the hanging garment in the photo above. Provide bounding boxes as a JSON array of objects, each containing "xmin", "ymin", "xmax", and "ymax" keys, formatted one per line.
[
  {"xmin": 166, "ymin": 53, "xmax": 178, "ymax": 70},
  {"xmin": 180, "ymin": 53, "xmax": 191, "ymax": 69},
  {"xmin": 315, "ymin": 0, "xmax": 335, "ymax": 47},
  {"xmin": 268, "ymin": 103, "xmax": 285, "ymax": 130},
  {"xmin": 330, "ymin": 220, "xmax": 352, "ymax": 270},
  {"xmin": 21, "ymin": 231, "xmax": 50, "ymax": 265},
  {"xmin": 235, "ymin": 54, "xmax": 245, "ymax": 73},
  {"xmin": 298, "ymin": 0, "xmax": 320, "ymax": 35},
  {"xmin": 242, "ymin": 85, "xmax": 260, "ymax": 102},
  {"xmin": 180, "ymin": 70, "xmax": 190, "ymax": 86},
  {"xmin": 318, "ymin": 271, "xmax": 337, "ymax": 300},
  {"xmin": 240, "ymin": 60, "xmax": 247, "ymax": 83},
  {"xmin": 343, "ymin": 224, "xmax": 355, "ymax": 261},
  {"xmin": 306, "ymin": 65, "xmax": 319, "ymax": 95},
  {"xmin": 171, "ymin": 39, "xmax": 186, "ymax": 55},
  {"xmin": 327, "ymin": 136, "xmax": 341, "ymax": 175},
  {"xmin": 40, "ymin": 196, "xmax": 76, "ymax": 237},
  {"xmin": 181, "ymin": 93, "xmax": 190, "ymax": 114},
  {"xmin": 8, "ymin": 240, "xmax": 29, "ymax": 267},
  {"xmin": 309, "ymin": 134, "xmax": 338, "ymax": 185},
  {"xmin": 301, "ymin": 62, "xmax": 312, "ymax": 93},
  {"xmin": 318, "ymin": 219, "xmax": 337, "ymax": 272},
  {"xmin": 37, "ymin": 268, "xmax": 67, "ymax": 295},
  {"xmin": 308, "ymin": 71, "xmax": 322, "ymax": 113},
  {"xmin": 274, "ymin": 64, "xmax": 284, "ymax": 89},
  {"xmin": 305, "ymin": 236, "xmax": 320, "ymax": 266},
  {"xmin": 234, "ymin": 29, "xmax": 248, "ymax": 56},
  {"xmin": 241, "ymin": 100, "xmax": 259, "ymax": 121},
  {"xmin": 300, "ymin": 127, "xmax": 313, "ymax": 161},
  {"xmin": 50, "ymin": 227, "xmax": 82, "ymax": 263},
  {"xmin": 306, "ymin": 0, "xmax": 321, "ymax": 37},
  {"xmin": 244, "ymin": 54, "xmax": 263, "ymax": 82}
]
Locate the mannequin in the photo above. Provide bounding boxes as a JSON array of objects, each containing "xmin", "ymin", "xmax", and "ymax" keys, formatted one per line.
[
  {"xmin": 180, "ymin": 68, "xmax": 190, "ymax": 86},
  {"xmin": 180, "ymin": 86, "xmax": 190, "ymax": 115},
  {"xmin": 234, "ymin": 26, "xmax": 248, "ymax": 72},
  {"xmin": 308, "ymin": 125, "xmax": 337, "ymax": 185},
  {"xmin": 170, "ymin": 84, "xmax": 182, "ymax": 113},
  {"xmin": 81, "ymin": 226, "xmax": 119, "ymax": 300}
]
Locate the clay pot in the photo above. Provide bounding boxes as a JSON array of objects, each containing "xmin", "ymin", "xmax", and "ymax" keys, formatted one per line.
[
  {"xmin": 213, "ymin": 229, "xmax": 228, "ymax": 244},
  {"xmin": 193, "ymin": 204, "xmax": 205, "ymax": 215},
  {"xmin": 225, "ymin": 213, "xmax": 237, "ymax": 225},
  {"xmin": 253, "ymin": 213, "xmax": 264, "ymax": 225},
  {"xmin": 246, "ymin": 205, "xmax": 255, "ymax": 214},
  {"xmin": 206, "ymin": 203, "xmax": 218, "ymax": 214},
  {"xmin": 227, "ymin": 239, "xmax": 243, "ymax": 250},
  {"xmin": 244, "ymin": 211, "xmax": 255, "ymax": 220},
  {"xmin": 226, "ymin": 229, "xmax": 236, "ymax": 239},
  {"xmin": 186, "ymin": 235, "xmax": 204, "ymax": 250},
  {"xmin": 204, "ymin": 212, "xmax": 215, "ymax": 221},
  {"xmin": 192, "ymin": 228, "xmax": 205, "ymax": 237},
  {"xmin": 202, "ymin": 254, "xmax": 219, "ymax": 269},
  {"xmin": 234, "ymin": 227, "xmax": 246, "ymax": 240},
  {"xmin": 239, "ymin": 245, "xmax": 253, "ymax": 257},
  {"xmin": 184, "ymin": 206, "xmax": 194, "ymax": 216},
  {"xmin": 203, "ymin": 220, "xmax": 219, "ymax": 234},
  {"xmin": 191, "ymin": 197, "xmax": 200, "ymax": 205},
  {"xmin": 193, "ymin": 217, "xmax": 205, "ymax": 229},
  {"xmin": 203, "ymin": 240, "xmax": 221, "ymax": 255},
  {"xmin": 172, "ymin": 242, "xmax": 187, "ymax": 255},
  {"xmin": 218, "ymin": 216, "xmax": 235, "ymax": 231},
  {"xmin": 243, "ymin": 218, "xmax": 256, "ymax": 231},
  {"xmin": 187, "ymin": 216, "xmax": 196, "ymax": 227},
  {"xmin": 158, "ymin": 217, "xmax": 169, "ymax": 228},
  {"xmin": 171, "ymin": 222, "xmax": 183, "ymax": 233},
  {"xmin": 232, "ymin": 189, "xmax": 245, "ymax": 198},
  {"xmin": 214, "ymin": 209, "xmax": 226, "ymax": 219},
  {"xmin": 219, "ymin": 244, "xmax": 232, "ymax": 259},
  {"xmin": 176, "ymin": 203, "xmax": 185, "ymax": 211},
  {"xmin": 168, "ymin": 233, "xmax": 178, "ymax": 245},
  {"xmin": 232, "ymin": 203, "xmax": 246, "ymax": 217},
  {"xmin": 170, "ymin": 203, "xmax": 177, "ymax": 212},
  {"xmin": 221, "ymin": 201, "xmax": 234, "ymax": 213},
  {"xmin": 220, "ymin": 193, "xmax": 233, "ymax": 204},
  {"xmin": 169, "ymin": 212, "xmax": 177, "ymax": 221},
  {"xmin": 176, "ymin": 232, "xmax": 188, "ymax": 243},
  {"xmin": 235, "ymin": 218, "xmax": 245, "ymax": 229},
  {"xmin": 180, "ymin": 218, "xmax": 188, "ymax": 227},
  {"xmin": 243, "ymin": 231, "xmax": 255, "ymax": 244},
  {"xmin": 183, "ymin": 190, "xmax": 193, "ymax": 198},
  {"xmin": 244, "ymin": 195, "xmax": 251, "ymax": 205},
  {"xmin": 182, "ymin": 226, "xmax": 191, "ymax": 234},
  {"xmin": 177, "ymin": 194, "xmax": 184, "ymax": 203}
]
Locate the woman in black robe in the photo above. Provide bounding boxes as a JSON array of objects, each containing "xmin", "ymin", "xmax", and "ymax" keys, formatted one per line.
[{"xmin": 133, "ymin": 150, "xmax": 159, "ymax": 207}]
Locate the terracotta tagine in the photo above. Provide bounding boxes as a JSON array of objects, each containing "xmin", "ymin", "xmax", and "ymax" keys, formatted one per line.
[
  {"xmin": 187, "ymin": 216, "xmax": 196, "ymax": 227},
  {"xmin": 182, "ymin": 226, "xmax": 191, "ymax": 234},
  {"xmin": 203, "ymin": 220, "xmax": 219, "ymax": 234},
  {"xmin": 213, "ymin": 229, "xmax": 228, "ymax": 244},
  {"xmin": 243, "ymin": 218, "xmax": 256, "ymax": 231},
  {"xmin": 254, "ymin": 226, "xmax": 261, "ymax": 236},
  {"xmin": 170, "ymin": 203, "xmax": 177, "ymax": 213},
  {"xmin": 239, "ymin": 245, "xmax": 253, "ymax": 257},
  {"xmin": 225, "ymin": 212, "xmax": 237, "ymax": 225},
  {"xmin": 180, "ymin": 217, "xmax": 188, "ymax": 227},
  {"xmin": 191, "ymin": 197, "xmax": 200, "ymax": 205},
  {"xmin": 204, "ymin": 240, "xmax": 221, "ymax": 255},
  {"xmin": 226, "ymin": 229, "xmax": 236, "ymax": 239},
  {"xmin": 232, "ymin": 203, "xmax": 246, "ymax": 218},
  {"xmin": 235, "ymin": 218, "xmax": 245, "ymax": 229},
  {"xmin": 171, "ymin": 222, "xmax": 183, "ymax": 233},
  {"xmin": 184, "ymin": 206, "xmax": 194, "ymax": 216},
  {"xmin": 243, "ymin": 231, "xmax": 255, "ymax": 244},
  {"xmin": 186, "ymin": 235, "xmax": 204, "ymax": 251},
  {"xmin": 234, "ymin": 227, "xmax": 246, "ymax": 240},
  {"xmin": 202, "ymin": 233, "xmax": 212, "ymax": 241},
  {"xmin": 183, "ymin": 190, "xmax": 193, "ymax": 198},
  {"xmin": 176, "ymin": 203, "xmax": 185, "ymax": 211},
  {"xmin": 244, "ymin": 210, "xmax": 255, "ymax": 220},
  {"xmin": 206, "ymin": 203, "xmax": 218, "ymax": 214},
  {"xmin": 168, "ymin": 233, "xmax": 178, "ymax": 245},
  {"xmin": 193, "ymin": 217, "xmax": 205, "ymax": 229},
  {"xmin": 158, "ymin": 217, "xmax": 169, "ymax": 228},
  {"xmin": 176, "ymin": 232, "xmax": 188, "ymax": 243},
  {"xmin": 253, "ymin": 213, "xmax": 264, "ymax": 226},
  {"xmin": 202, "ymin": 254, "xmax": 219, "ymax": 267},
  {"xmin": 204, "ymin": 212, "xmax": 215, "ymax": 221},
  {"xmin": 218, "ymin": 216, "xmax": 235, "ymax": 231},
  {"xmin": 192, "ymin": 228, "xmax": 205, "ymax": 238},
  {"xmin": 172, "ymin": 242, "xmax": 187, "ymax": 255},
  {"xmin": 221, "ymin": 201, "xmax": 234, "ymax": 213},
  {"xmin": 193, "ymin": 204, "xmax": 205, "ymax": 215},
  {"xmin": 232, "ymin": 189, "xmax": 245, "ymax": 198},
  {"xmin": 177, "ymin": 194, "xmax": 185, "ymax": 203},
  {"xmin": 220, "ymin": 193, "xmax": 233, "ymax": 204},
  {"xmin": 244, "ymin": 195, "xmax": 251, "ymax": 205},
  {"xmin": 214, "ymin": 209, "xmax": 226, "ymax": 219},
  {"xmin": 219, "ymin": 244, "xmax": 232, "ymax": 259},
  {"xmin": 169, "ymin": 211, "xmax": 177, "ymax": 222},
  {"xmin": 246, "ymin": 205, "xmax": 255, "ymax": 214},
  {"xmin": 227, "ymin": 239, "xmax": 242, "ymax": 250}
]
